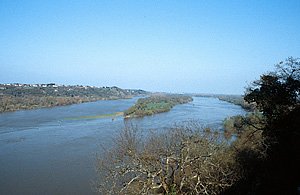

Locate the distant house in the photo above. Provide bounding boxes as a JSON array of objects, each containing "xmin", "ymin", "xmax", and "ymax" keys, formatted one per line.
[{"xmin": 47, "ymin": 83, "xmax": 56, "ymax": 87}]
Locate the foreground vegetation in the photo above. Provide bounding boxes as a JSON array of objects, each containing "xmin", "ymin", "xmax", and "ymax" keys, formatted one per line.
[
  {"xmin": 96, "ymin": 57, "xmax": 300, "ymax": 194},
  {"xmin": 124, "ymin": 95, "xmax": 193, "ymax": 118},
  {"xmin": 96, "ymin": 124, "xmax": 240, "ymax": 194},
  {"xmin": 0, "ymin": 84, "xmax": 147, "ymax": 112},
  {"xmin": 96, "ymin": 115, "xmax": 265, "ymax": 194}
]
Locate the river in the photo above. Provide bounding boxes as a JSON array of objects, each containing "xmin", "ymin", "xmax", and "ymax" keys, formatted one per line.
[{"xmin": 0, "ymin": 96, "xmax": 246, "ymax": 194}]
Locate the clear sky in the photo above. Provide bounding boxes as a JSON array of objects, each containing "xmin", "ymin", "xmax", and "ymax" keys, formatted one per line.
[{"xmin": 1, "ymin": 0, "xmax": 299, "ymax": 94}]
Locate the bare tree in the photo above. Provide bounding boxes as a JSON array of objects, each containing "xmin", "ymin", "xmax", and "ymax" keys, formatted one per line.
[{"xmin": 95, "ymin": 123, "xmax": 241, "ymax": 195}]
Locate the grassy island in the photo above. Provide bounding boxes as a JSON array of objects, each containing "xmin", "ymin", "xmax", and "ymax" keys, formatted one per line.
[{"xmin": 124, "ymin": 95, "xmax": 193, "ymax": 118}]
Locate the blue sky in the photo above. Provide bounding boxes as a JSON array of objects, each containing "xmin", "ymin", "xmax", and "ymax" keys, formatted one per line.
[{"xmin": 1, "ymin": 0, "xmax": 299, "ymax": 94}]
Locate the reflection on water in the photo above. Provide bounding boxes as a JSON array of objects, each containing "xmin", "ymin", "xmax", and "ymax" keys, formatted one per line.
[{"xmin": 0, "ymin": 97, "xmax": 246, "ymax": 195}]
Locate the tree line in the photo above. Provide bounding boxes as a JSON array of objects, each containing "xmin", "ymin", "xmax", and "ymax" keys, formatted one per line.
[{"xmin": 0, "ymin": 85, "xmax": 148, "ymax": 112}]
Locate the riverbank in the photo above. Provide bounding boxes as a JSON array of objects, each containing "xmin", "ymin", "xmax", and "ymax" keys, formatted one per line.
[
  {"xmin": 0, "ymin": 84, "xmax": 148, "ymax": 113},
  {"xmin": 0, "ymin": 95, "xmax": 131, "ymax": 113},
  {"xmin": 216, "ymin": 95, "xmax": 255, "ymax": 111},
  {"xmin": 194, "ymin": 94, "xmax": 255, "ymax": 111}
]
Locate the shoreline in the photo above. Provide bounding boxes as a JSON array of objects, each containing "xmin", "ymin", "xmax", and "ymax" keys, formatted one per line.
[{"xmin": 0, "ymin": 95, "xmax": 133, "ymax": 114}]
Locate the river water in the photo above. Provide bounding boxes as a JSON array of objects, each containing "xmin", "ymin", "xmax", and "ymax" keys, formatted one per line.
[{"xmin": 0, "ymin": 96, "xmax": 246, "ymax": 194}]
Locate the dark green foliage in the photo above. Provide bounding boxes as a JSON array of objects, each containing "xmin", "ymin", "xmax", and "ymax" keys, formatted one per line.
[
  {"xmin": 245, "ymin": 57, "xmax": 300, "ymax": 123},
  {"xmin": 224, "ymin": 57, "xmax": 300, "ymax": 194},
  {"xmin": 124, "ymin": 95, "xmax": 193, "ymax": 118}
]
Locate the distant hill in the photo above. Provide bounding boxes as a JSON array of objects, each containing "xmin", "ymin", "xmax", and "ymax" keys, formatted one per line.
[{"xmin": 0, "ymin": 83, "xmax": 148, "ymax": 112}]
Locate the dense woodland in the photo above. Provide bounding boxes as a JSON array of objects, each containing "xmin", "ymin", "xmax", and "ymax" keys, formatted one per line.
[
  {"xmin": 0, "ymin": 84, "xmax": 147, "ymax": 112},
  {"xmin": 96, "ymin": 57, "xmax": 300, "ymax": 194}
]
